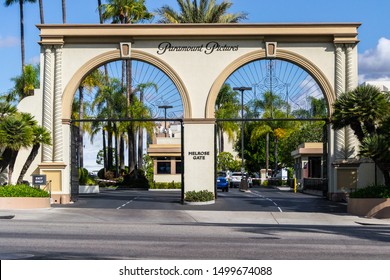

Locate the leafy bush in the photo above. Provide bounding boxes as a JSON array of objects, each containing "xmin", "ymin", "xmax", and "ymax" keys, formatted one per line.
[
  {"xmin": 185, "ymin": 190, "xmax": 214, "ymax": 202},
  {"xmin": 350, "ymin": 185, "xmax": 390, "ymax": 198},
  {"xmin": 150, "ymin": 181, "xmax": 181, "ymax": 189},
  {"xmin": 78, "ymin": 168, "xmax": 88, "ymax": 185},
  {"xmin": 0, "ymin": 184, "xmax": 50, "ymax": 197}
]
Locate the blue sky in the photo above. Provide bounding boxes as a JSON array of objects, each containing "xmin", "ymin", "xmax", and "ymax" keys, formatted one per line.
[{"xmin": 1, "ymin": 0, "xmax": 390, "ymax": 94}]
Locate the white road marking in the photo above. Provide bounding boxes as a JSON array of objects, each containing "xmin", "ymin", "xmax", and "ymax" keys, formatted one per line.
[
  {"xmin": 250, "ymin": 190, "xmax": 283, "ymax": 212},
  {"xmin": 116, "ymin": 196, "xmax": 139, "ymax": 209}
]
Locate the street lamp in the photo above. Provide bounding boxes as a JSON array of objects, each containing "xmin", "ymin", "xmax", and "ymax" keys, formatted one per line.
[
  {"xmin": 233, "ymin": 86, "xmax": 252, "ymax": 191},
  {"xmin": 158, "ymin": 105, "xmax": 173, "ymax": 137}
]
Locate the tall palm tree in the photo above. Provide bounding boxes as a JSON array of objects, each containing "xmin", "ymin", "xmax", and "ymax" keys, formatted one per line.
[
  {"xmin": 76, "ymin": 69, "xmax": 104, "ymax": 168},
  {"xmin": 215, "ymin": 83, "xmax": 240, "ymax": 152},
  {"xmin": 99, "ymin": 0, "xmax": 153, "ymax": 173},
  {"xmin": 17, "ymin": 125, "xmax": 51, "ymax": 184},
  {"xmin": 133, "ymin": 82, "xmax": 157, "ymax": 168},
  {"xmin": 156, "ymin": 0, "xmax": 247, "ymax": 23},
  {"xmin": 4, "ymin": 0, "xmax": 37, "ymax": 69}
]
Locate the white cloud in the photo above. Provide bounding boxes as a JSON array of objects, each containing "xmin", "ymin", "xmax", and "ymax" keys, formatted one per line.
[
  {"xmin": 359, "ymin": 37, "xmax": 390, "ymax": 81},
  {"xmin": 28, "ymin": 55, "xmax": 40, "ymax": 65},
  {"xmin": 0, "ymin": 36, "xmax": 18, "ymax": 48}
]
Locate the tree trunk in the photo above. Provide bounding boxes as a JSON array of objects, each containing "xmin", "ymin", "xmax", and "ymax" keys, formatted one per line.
[
  {"xmin": 19, "ymin": 1, "xmax": 25, "ymax": 69},
  {"xmin": 39, "ymin": 0, "xmax": 44, "ymax": 24},
  {"xmin": 17, "ymin": 144, "xmax": 39, "ymax": 184},
  {"xmin": 102, "ymin": 129, "xmax": 107, "ymax": 173},
  {"xmin": 0, "ymin": 148, "xmax": 12, "ymax": 173},
  {"xmin": 7, "ymin": 150, "xmax": 18, "ymax": 185},
  {"xmin": 78, "ymin": 86, "xmax": 84, "ymax": 168},
  {"xmin": 97, "ymin": 0, "xmax": 103, "ymax": 23},
  {"xmin": 114, "ymin": 123, "xmax": 119, "ymax": 177},
  {"xmin": 107, "ymin": 122, "xmax": 113, "ymax": 171},
  {"xmin": 138, "ymin": 127, "xmax": 143, "ymax": 169},
  {"xmin": 128, "ymin": 126, "xmax": 135, "ymax": 173},
  {"xmin": 62, "ymin": 0, "xmax": 66, "ymax": 23},
  {"xmin": 219, "ymin": 127, "xmax": 225, "ymax": 152},
  {"xmin": 119, "ymin": 134, "xmax": 125, "ymax": 170}
]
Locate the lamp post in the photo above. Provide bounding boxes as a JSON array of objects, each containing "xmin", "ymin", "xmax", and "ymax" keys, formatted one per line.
[
  {"xmin": 158, "ymin": 105, "xmax": 173, "ymax": 137},
  {"xmin": 233, "ymin": 86, "xmax": 252, "ymax": 190}
]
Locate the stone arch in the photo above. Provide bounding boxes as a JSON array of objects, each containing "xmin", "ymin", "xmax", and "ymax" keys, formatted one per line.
[
  {"xmin": 205, "ymin": 49, "xmax": 334, "ymax": 118},
  {"xmin": 62, "ymin": 49, "xmax": 192, "ymax": 120}
]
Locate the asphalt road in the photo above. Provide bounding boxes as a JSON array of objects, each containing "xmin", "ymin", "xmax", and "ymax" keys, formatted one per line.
[{"xmin": 1, "ymin": 187, "xmax": 389, "ymax": 260}]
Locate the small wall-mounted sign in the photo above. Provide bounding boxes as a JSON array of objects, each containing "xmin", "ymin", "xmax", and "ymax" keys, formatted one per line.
[
  {"xmin": 32, "ymin": 175, "xmax": 47, "ymax": 185},
  {"xmin": 188, "ymin": 151, "xmax": 210, "ymax": 160}
]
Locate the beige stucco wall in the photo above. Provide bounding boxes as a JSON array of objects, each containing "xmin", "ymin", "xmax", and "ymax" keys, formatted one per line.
[{"xmin": 8, "ymin": 24, "xmax": 361, "ymax": 201}]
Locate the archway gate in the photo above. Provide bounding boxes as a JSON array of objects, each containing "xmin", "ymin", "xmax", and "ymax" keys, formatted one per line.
[{"xmin": 13, "ymin": 23, "xmax": 367, "ymax": 203}]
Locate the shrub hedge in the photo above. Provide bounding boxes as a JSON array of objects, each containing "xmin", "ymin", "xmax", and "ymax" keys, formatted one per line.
[
  {"xmin": 0, "ymin": 184, "xmax": 50, "ymax": 197},
  {"xmin": 349, "ymin": 185, "xmax": 390, "ymax": 198},
  {"xmin": 185, "ymin": 190, "xmax": 214, "ymax": 202}
]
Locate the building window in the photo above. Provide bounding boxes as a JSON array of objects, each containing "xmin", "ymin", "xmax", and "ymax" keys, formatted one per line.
[
  {"xmin": 156, "ymin": 157, "xmax": 171, "ymax": 174},
  {"xmin": 175, "ymin": 157, "xmax": 182, "ymax": 174}
]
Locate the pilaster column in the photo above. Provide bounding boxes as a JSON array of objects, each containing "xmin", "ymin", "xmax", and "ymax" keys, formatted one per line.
[
  {"xmin": 42, "ymin": 46, "xmax": 53, "ymax": 162},
  {"xmin": 53, "ymin": 45, "xmax": 63, "ymax": 162},
  {"xmin": 334, "ymin": 44, "xmax": 345, "ymax": 160},
  {"xmin": 345, "ymin": 44, "xmax": 357, "ymax": 158}
]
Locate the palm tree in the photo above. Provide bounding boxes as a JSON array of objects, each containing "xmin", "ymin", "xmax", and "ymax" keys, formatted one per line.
[
  {"xmin": 155, "ymin": 0, "xmax": 247, "ymax": 23},
  {"xmin": 92, "ymin": 78, "xmax": 127, "ymax": 173},
  {"xmin": 62, "ymin": 0, "xmax": 66, "ymax": 23},
  {"xmin": 0, "ymin": 102, "xmax": 18, "ymax": 172},
  {"xmin": 76, "ymin": 69, "xmax": 104, "ymax": 168},
  {"xmin": 133, "ymin": 82, "xmax": 157, "ymax": 168},
  {"xmin": 0, "ymin": 112, "xmax": 34, "ymax": 184},
  {"xmin": 4, "ymin": 0, "xmax": 37, "ymax": 69},
  {"xmin": 215, "ymin": 83, "xmax": 240, "ymax": 152},
  {"xmin": 332, "ymin": 84, "xmax": 390, "ymax": 186},
  {"xmin": 17, "ymin": 125, "xmax": 51, "ymax": 184},
  {"xmin": 99, "ymin": 0, "xmax": 153, "ymax": 173},
  {"xmin": 6, "ymin": 64, "xmax": 39, "ymax": 103},
  {"xmin": 100, "ymin": 0, "xmax": 152, "ymax": 24}
]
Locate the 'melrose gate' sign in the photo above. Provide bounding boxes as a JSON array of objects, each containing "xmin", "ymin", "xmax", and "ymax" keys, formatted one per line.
[{"xmin": 188, "ymin": 151, "xmax": 210, "ymax": 160}]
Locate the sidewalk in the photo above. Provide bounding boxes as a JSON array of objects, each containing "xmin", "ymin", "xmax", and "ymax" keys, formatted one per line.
[{"xmin": 1, "ymin": 207, "xmax": 389, "ymax": 226}]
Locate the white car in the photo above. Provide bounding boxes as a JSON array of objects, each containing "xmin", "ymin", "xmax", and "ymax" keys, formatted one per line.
[{"xmin": 230, "ymin": 172, "xmax": 252, "ymax": 188}]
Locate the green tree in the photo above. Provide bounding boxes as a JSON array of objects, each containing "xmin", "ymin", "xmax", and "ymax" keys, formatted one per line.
[
  {"xmin": 17, "ymin": 125, "xmax": 51, "ymax": 184},
  {"xmin": 99, "ymin": 0, "xmax": 153, "ymax": 173},
  {"xmin": 6, "ymin": 64, "xmax": 39, "ymax": 103},
  {"xmin": 100, "ymin": 0, "xmax": 153, "ymax": 24},
  {"xmin": 215, "ymin": 84, "xmax": 240, "ymax": 152},
  {"xmin": 0, "ymin": 112, "xmax": 34, "ymax": 184},
  {"xmin": 4, "ymin": 0, "xmax": 37, "ymax": 69},
  {"xmin": 331, "ymin": 84, "xmax": 390, "ymax": 186},
  {"xmin": 156, "ymin": 0, "xmax": 247, "ymax": 23},
  {"xmin": 133, "ymin": 82, "xmax": 158, "ymax": 168},
  {"xmin": 75, "ymin": 69, "xmax": 104, "ymax": 168},
  {"xmin": 217, "ymin": 151, "xmax": 234, "ymax": 171}
]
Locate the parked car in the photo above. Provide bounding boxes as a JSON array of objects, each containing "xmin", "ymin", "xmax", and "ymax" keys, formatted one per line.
[
  {"xmin": 230, "ymin": 172, "xmax": 253, "ymax": 188},
  {"xmin": 216, "ymin": 176, "xmax": 229, "ymax": 192}
]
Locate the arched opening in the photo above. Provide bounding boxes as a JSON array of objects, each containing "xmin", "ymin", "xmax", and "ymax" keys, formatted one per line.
[
  {"xmin": 67, "ymin": 53, "xmax": 187, "ymax": 202},
  {"xmin": 212, "ymin": 52, "xmax": 331, "ymax": 199}
]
